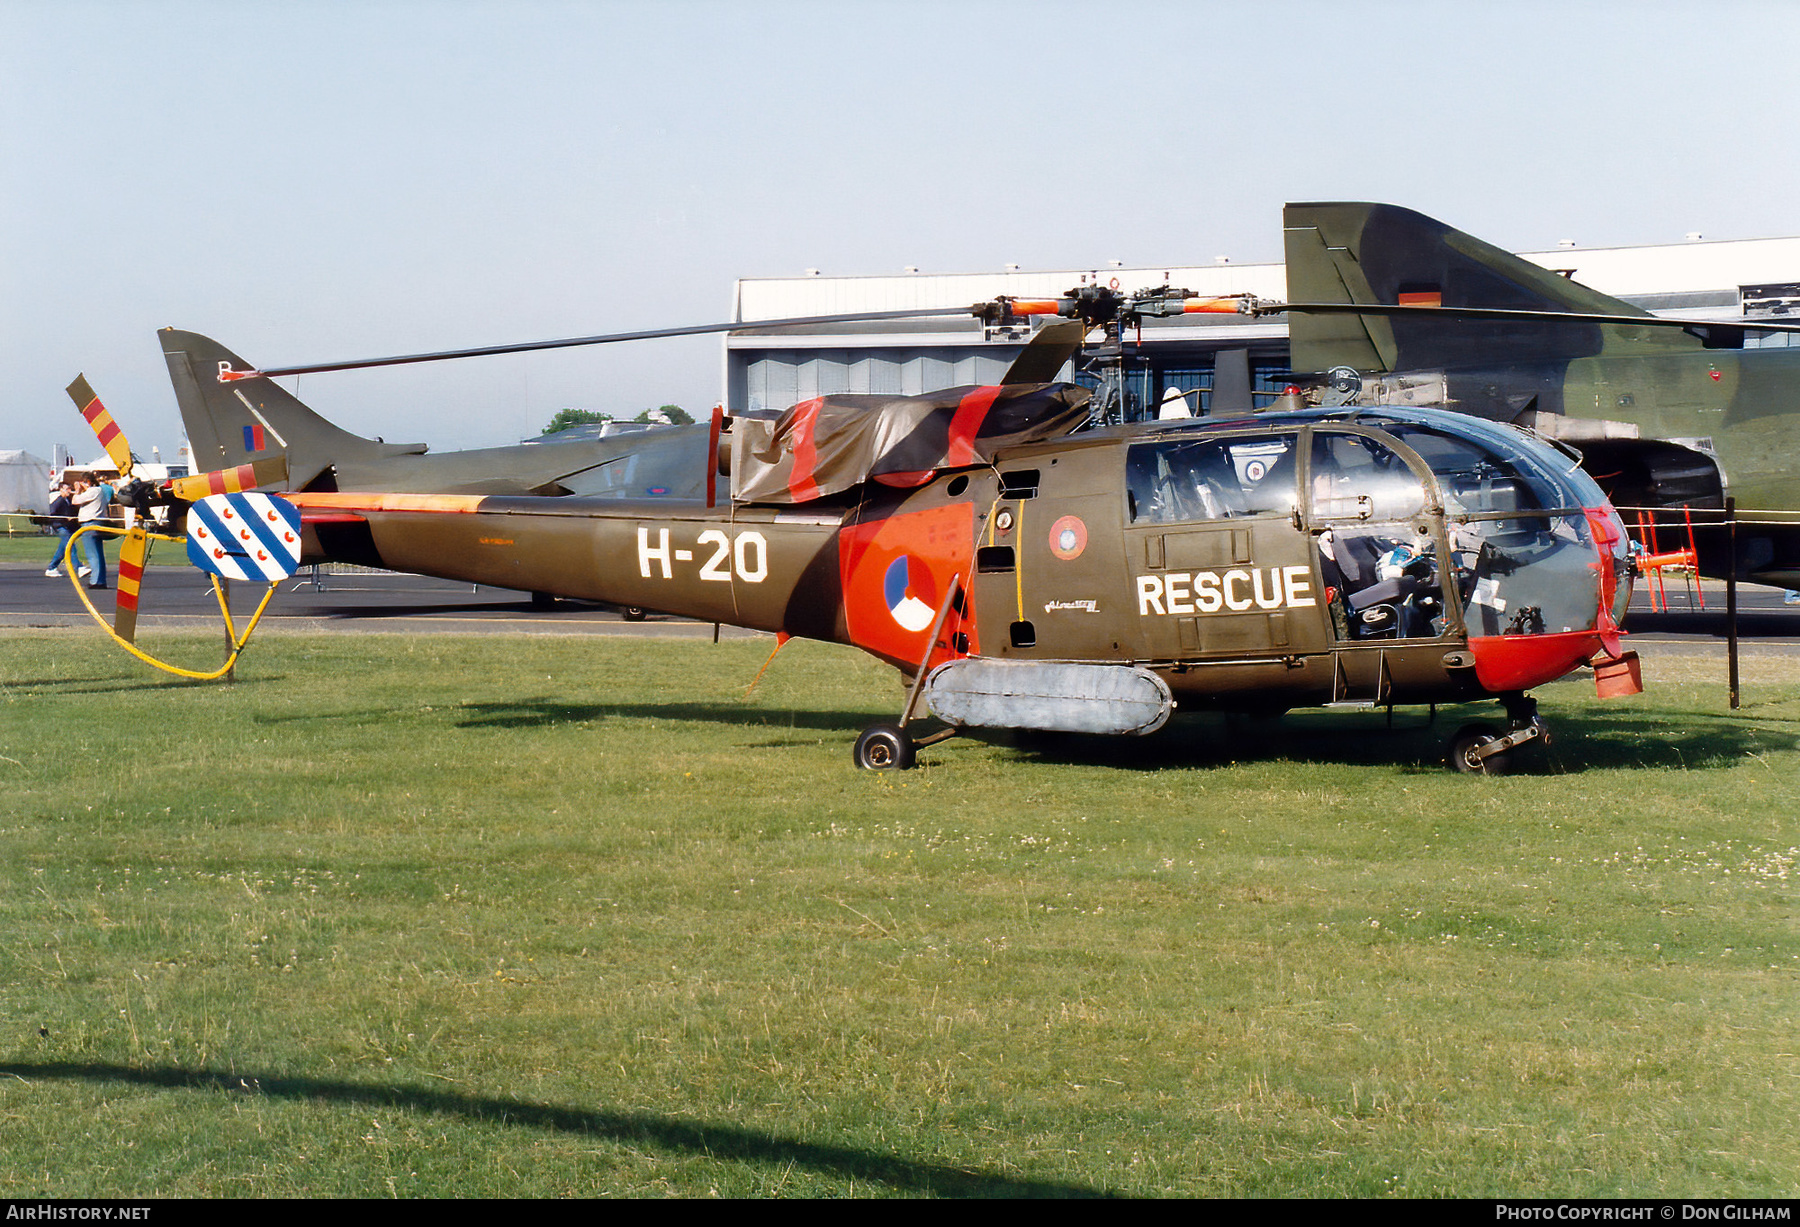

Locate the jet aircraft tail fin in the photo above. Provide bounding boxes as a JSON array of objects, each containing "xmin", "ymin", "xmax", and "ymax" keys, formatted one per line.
[
  {"xmin": 1282, "ymin": 202, "xmax": 1704, "ymax": 375},
  {"xmin": 160, "ymin": 329, "xmax": 427, "ymax": 492}
]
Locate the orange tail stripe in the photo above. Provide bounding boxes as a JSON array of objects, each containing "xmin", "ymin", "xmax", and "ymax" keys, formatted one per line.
[{"xmin": 287, "ymin": 492, "xmax": 488, "ymax": 514}]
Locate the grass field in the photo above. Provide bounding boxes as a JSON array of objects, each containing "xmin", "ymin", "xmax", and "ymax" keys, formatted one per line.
[
  {"xmin": 2, "ymin": 629, "xmax": 1796, "ymax": 1197},
  {"xmin": 2, "ymin": 525, "xmax": 189, "ymax": 569}
]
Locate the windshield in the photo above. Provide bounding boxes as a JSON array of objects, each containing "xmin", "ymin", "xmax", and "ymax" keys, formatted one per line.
[{"xmin": 1376, "ymin": 418, "xmax": 1629, "ymax": 636}]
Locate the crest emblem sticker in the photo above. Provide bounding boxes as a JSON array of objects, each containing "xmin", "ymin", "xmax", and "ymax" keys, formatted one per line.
[{"xmin": 1048, "ymin": 515, "xmax": 1087, "ymax": 561}]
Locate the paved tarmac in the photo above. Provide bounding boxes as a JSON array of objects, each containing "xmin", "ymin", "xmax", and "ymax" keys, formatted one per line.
[
  {"xmin": 1615, "ymin": 577, "xmax": 1800, "ymax": 654},
  {"xmin": 3, "ymin": 561, "xmax": 1796, "ymax": 653},
  {"xmin": 0, "ymin": 561, "xmax": 763, "ymax": 639}
]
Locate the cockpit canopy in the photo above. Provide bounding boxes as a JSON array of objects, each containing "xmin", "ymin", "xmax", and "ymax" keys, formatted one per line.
[{"xmin": 1125, "ymin": 409, "xmax": 1630, "ymax": 640}]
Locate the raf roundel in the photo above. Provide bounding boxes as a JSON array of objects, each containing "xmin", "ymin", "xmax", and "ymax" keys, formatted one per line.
[
  {"xmin": 883, "ymin": 554, "xmax": 939, "ymax": 632},
  {"xmin": 186, "ymin": 492, "xmax": 304, "ymax": 581}
]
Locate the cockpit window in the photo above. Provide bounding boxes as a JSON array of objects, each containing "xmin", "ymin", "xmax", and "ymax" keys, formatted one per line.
[{"xmin": 1126, "ymin": 433, "xmax": 1299, "ymax": 524}]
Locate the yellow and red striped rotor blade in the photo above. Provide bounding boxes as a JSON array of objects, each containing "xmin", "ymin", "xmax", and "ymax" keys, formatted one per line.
[
  {"xmin": 65, "ymin": 374, "xmax": 134, "ymax": 474},
  {"xmin": 168, "ymin": 455, "xmax": 289, "ymax": 501},
  {"xmin": 114, "ymin": 526, "xmax": 150, "ymax": 645}
]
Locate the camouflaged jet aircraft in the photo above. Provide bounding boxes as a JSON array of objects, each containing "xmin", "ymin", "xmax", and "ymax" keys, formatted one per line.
[
  {"xmin": 1271, "ymin": 202, "xmax": 1800, "ymax": 589},
  {"xmin": 79, "ymin": 318, "xmax": 1644, "ymax": 774}
]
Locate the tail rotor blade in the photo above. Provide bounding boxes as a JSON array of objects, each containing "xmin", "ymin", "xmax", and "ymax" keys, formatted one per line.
[
  {"xmin": 169, "ymin": 455, "xmax": 289, "ymax": 501},
  {"xmin": 66, "ymin": 374, "xmax": 134, "ymax": 474},
  {"xmin": 114, "ymin": 526, "xmax": 149, "ymax": 645}
]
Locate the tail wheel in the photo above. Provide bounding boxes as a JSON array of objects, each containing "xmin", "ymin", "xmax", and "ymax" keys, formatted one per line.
[
  {"xmin": 1448, "ymin": 723, "xmax": 1510, "ymax": 775},
  {"xmin": 622, "ymin": 606, "xmax": 647, "ymax": 622},
  {"xmin": 853, "ymin": 724, "xmax": 916, "ymax": 771}
]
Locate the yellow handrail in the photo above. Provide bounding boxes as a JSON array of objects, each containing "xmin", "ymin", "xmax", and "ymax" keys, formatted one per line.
[{"xmin": 65, "ymin": 522, "xmax": 281, "ymax": 680}]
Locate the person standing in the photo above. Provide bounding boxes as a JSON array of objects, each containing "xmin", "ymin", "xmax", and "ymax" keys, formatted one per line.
[
  {"xmin": 68, "ymin": 471, "xmax": 110, "ymax": 589},
  {"xmin": 44, "ymin": 479, "xmax": 76, "ymax": 576}
]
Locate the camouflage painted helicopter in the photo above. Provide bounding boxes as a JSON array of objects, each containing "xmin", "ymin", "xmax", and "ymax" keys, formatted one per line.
[
  {"xmin": 1266, "ymin": 202, "xmax": 1800, "ymax": 589},
  {"xmin": 94, "ymin": 314, "xmax": 1643, "ymax": 773}
]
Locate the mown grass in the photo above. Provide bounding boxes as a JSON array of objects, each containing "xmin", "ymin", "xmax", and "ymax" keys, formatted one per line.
[
  {"xmin": 2, "ymin": 527, "xmax": 189, "ymax": 568},
  {"xmin": 2, "ymin": 531, "xmax": 64, "ymax": 565},
  {"xmin": 1, "ymin": 630, "xmax": 1796, "ymax": 1197}
]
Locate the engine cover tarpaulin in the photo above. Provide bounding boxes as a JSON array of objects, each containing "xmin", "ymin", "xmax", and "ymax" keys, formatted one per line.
[{"xmin": 730, "ymin": 382, "xmax": 1091, "ymax": 504}]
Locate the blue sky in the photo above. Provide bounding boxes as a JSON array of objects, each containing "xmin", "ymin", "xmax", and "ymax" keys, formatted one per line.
[{"xmin": 6, "ymin": 0, "xmax": 1798, "ymax": 464}]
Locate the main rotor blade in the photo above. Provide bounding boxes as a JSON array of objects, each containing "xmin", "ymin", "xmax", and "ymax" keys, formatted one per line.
[
  {"xmin": 66, "ymin": 374, "xmax": 134, "ymax": 473},
  {"xmin": 1252, "ymin": 300, "xmax": 1800, "ymax": 334},
  {"xmin": 222, "ymin": 306, "xmax": 981, "ymax": 380}
]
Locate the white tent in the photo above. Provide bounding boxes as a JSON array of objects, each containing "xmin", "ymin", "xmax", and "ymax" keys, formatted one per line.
[{"xmin": 0, "ymin": 450, "xmax": 52, "ymax": 513}]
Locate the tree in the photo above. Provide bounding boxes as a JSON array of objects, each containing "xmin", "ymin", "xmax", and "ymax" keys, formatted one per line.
[
  {"xmin": 539, "ymin": 408, "xmax": 610, "ymax": 436},
  {"xmin": 634, "ymin": 404, "xmax": 694, "ymax": 426}
]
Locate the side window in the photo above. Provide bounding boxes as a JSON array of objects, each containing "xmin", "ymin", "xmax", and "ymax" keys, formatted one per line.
[
  {"xmin": 1126, "ymin": 433, "xmax": 1299, "ymax": 524},
  {"xmin": 1310, "ymin": 432, "xmax": 1443, "ymax": 640},
  {"xmin": 1309, "ymin": 431, "xmax": 1426, "ymax": 523}
]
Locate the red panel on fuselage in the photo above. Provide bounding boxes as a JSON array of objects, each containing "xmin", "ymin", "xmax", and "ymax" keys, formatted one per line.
[{"xmin": 839, "ymin": 502, "xmax": 977, "ymax": 670}]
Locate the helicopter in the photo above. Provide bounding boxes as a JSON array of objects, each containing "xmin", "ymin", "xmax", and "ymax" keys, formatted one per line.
[{"xmin": 75, "ymin": 309, "xmax": 1644, "ymax": 774}]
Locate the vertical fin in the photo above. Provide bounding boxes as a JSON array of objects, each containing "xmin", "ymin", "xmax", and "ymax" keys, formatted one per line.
[
  {"xmin": 1283, "ymin": 215, "xmax": 1395, "ymax": 373},
  {"xmin": 159, "ymin": 329, "xmax": 411, "ymax": 491},
  {"xmin": 1282, "ymin": 202, "xmax": 1698, "ymax": 376}
]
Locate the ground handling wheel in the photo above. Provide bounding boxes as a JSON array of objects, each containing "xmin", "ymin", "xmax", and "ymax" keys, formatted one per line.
[
  {"xmin": 853, "ymin": 723, "xmax": 916, "ymax": 771},
  {"xmin": 1448, "ymin": 723, "xmax": 1511, "ymax": 775}
]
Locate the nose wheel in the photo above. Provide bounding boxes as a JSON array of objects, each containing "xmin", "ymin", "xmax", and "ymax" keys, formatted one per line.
[
  {"xmin": 1449, "ymin": 723, "xmax": 1511, "ymax": 774},
  {"xmin": 1446, "ymin": 694, "xmax": 1549, "ymax": 775}
]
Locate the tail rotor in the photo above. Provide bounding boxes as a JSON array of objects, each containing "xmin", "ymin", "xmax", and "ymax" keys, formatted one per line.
[{"xmin": 64, "ymin": 373, "xmax": 289, "ymax": 650}]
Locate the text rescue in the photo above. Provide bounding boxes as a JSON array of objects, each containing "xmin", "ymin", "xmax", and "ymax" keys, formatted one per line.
[{"xmin": 1136, "ymin": 565, "xmax": 1316, "ymax": 616}]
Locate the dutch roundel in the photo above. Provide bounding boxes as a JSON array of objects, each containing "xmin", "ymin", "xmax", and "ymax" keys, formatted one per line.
[{"xmin": 883, "ymin": 555, "xmax": 939, "ymax": 633}]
